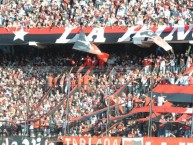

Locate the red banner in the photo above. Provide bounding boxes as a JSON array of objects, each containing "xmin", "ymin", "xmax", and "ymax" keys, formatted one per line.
[{"xmin": 60, "ymin": 137, "xmax": 193, "ymax": 145}]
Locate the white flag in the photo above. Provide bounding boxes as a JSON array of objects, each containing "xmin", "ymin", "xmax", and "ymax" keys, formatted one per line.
[{"xmin": 152, "ymin": 36, "xmax": 172, "ymax": 51}]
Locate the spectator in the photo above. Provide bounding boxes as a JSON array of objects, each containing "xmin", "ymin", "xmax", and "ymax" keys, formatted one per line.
[
  {"xmin": 0, "ymin": 0, "xmax": 192, "ymax": 28},
  {"xmin": 0, "ymin": 45, "xmax": 192, "ymax": 138},
  {"xmin": 165, "ymin": 117, "xmax": 172, "ymax": 137},
  {"xmin": 183, "ymin": 119, "xmax": 191, "ymax": 138},
  {"xmin": 157, "ymin": 95, "xmax": 166, "ymax": 106},
  {"xmin": 158, "ymin": 115, "xmax": 166, "ymax": 137},
  {"xmin": 169, "ymin": 56, "xmax": 176, "ymax": 73},
  {"xmin": 160, "ymin": 58, "xmax": 166, "ymax": 74}
]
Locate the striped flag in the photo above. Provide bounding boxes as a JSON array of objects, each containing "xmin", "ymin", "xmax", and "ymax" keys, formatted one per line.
[
  {"xmin": 92, "ymin": 44, "xmax": 109, "ymax": 62},
  {"xmin": 73, "ymin": 30, "xmax": 102, "ymax": 55}
]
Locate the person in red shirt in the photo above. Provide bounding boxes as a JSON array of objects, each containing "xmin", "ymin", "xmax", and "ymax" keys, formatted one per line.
[
  {"xmin": 158, "ymin": 115, "xmax": 166, "ymax": 137},
  {"xmin": 98, "ymin": 59, "xmax": 105, "ymax": 69},
  {"xmin": 83, "ymin": 73, "xmax": 89, "ymax": 92},
  {"xmin": 34, "ymin": 119, "xmax": 40, "ymax": 137},
  {"xmin": 77, "ymin": 73, "xmax": 83, "ymax": 94},
  {"xmin": 142, "ymin": 57, "xmax": 152, "ymax": 74},
  {"xmin": 84, "ymin": 56, "xmax": 92, "ymax": 66},
  {"xmin": 42, "ymin": 116, "xmax": 50, "ymax": 136},
  {"xmin": 48, "ymin": 73, "xmax": 53, "ymax": 88},
  {"xmin": 154, "ymin": 56, "xmax": 161, "ymax": 73},
  {"xmin": 144, "ymin": 95, "xmax": 151, "ymax": 106}
]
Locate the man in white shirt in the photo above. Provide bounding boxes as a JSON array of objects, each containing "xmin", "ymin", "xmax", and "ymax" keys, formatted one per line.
[
  {"xmin": 157, "ymin": 95, "xmax": 166, "ymax": 106},
  {"xmin": 160, "ymin": 58, "xmax": 166, "ymax": 74}
]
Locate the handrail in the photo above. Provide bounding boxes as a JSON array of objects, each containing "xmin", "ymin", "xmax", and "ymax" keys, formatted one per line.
[
  {"xmin": 69, "ymin": 82, "xmax": 129, "ymax": 122},
  {"xmin": 27, "ymin": 87, "xmax": 52, "ymax": 117},
  {"xmin": 99, "ymin": 122, "xmax": 119, "ymax": 137},
  {"xmin": 45, "ymin": 61, "xmax": 98, "ymax": 117},
  {"xmin": 46, "ymin": 86, "xmax": 78, "ymax": 116}
]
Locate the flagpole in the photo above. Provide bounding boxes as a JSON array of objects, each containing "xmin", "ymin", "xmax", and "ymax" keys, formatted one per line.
[
  {"xmin": 64, "ymin": 67, "xmax": 73, "ymax": 136},
  {"xmin": 105, "ymin": 85, "xmax": 110, "ymax": 136},
  {"xmin": 191, "ymin": 99, "xmax": 193, "ymax": 137},
  {"xmin": 106, "ymin": 67, "xmax": 114, "ymax": 136},
  {"xmin": 26, "ymin": 66, "xmax": 33, "ymax": 136},
  {"xmin": 148, "ymin": 92, "xmax": 153, "ymax": 137},
  {"xmin": 64, "ymin": 89, "xmax": 70, "ymax": 135}
]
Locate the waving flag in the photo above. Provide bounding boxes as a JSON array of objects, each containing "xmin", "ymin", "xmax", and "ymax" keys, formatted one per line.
[
  {"xmin": 140, "ymin": 30, "xmax": 173, "ymax": 53},
  {"xmin": 91, "ymin": 44, "xmax": 109, "ymax": 62},
  {"xmin": 140, "ymin": 30, "xmax": 157, "ymax": 38},
  {"xmin": 97, "ymin": 52, "xmax": 109, "ymax": 62},
  {"xmin": 73, "ymin": 30, "xmax": 101, "ymax": 55},
  {"xmin": 152, "ymin": 35, "xmax": 173, "ymax": 52}
]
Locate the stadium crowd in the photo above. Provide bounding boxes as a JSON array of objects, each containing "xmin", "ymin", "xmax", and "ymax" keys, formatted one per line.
[
  {"xmin": 0, "ymin": 0, "xmax": 193, "ymax": 141},
  {"xmin": 1, "ymin": 0, "xmax": 193, "ymax": 28},
  {"xmin": 0, "ymin": 45, "xmax": 193, "ymax": 138}
]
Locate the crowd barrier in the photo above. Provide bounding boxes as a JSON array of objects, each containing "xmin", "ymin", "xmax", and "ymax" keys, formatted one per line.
[{"xmin": 1, "ymin": 136, "xmax": 193, "ymax": 145}]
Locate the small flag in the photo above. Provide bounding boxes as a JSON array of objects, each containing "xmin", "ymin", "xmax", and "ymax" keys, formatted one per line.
[
  {"xmin": 29, "ymin": 41, "xmax": 46, "ymax": 49},
  {"xmin": 29, "ymin": 41, "xmax": 37, "ymax": 46},
  {"xmin": 73, "ymin": 30, "xmax": 102, "ymax": 55}
]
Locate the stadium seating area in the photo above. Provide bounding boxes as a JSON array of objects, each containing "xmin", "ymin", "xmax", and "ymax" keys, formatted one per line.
[
  {"xmin": 1, "ymin": 0, "xmax": 193, "ymax": 28},
  {"xmin": 0, "ymin": 45, "xmax": 193, "ymax": 137}
]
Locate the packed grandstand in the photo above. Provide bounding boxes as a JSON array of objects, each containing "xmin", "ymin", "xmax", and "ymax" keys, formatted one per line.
[
  {"xmin": 0, "ymin": 0, "xmax": 193, "ymax": 145},
  {"xmin": 0, "ymin": 0, "xmax": 193, "ymax": 28}
]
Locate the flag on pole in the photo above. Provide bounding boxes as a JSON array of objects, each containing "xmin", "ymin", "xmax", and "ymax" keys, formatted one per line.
[
  {"xmin": 73, "ymin": 30, "xmax": 102, "ymax": 55},
  {"xmin": 186, "ymin": 45, "xmax": 191, "ymax": 55},
  {"xmin": 91, "ymin": 44, "xmax": 109, "ymax": 62},
  {"xmin": 140, "ymin": 30, "xmax": 173, "ymax": 53},
  {"xmin": 97, "ymin": 52, "xmax": 109, "ymax": 62},
  {"xmin": 151, "ymin": 35, "xmax": 172, "ymax": 52}
]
